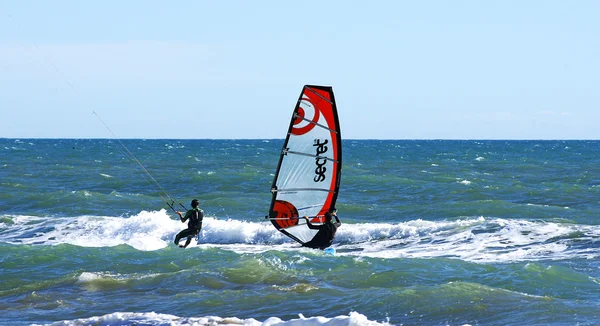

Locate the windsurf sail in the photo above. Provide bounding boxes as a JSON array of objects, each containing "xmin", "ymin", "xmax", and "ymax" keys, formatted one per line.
[{"xmin": 267, "ymin": 85, "xmax": 342, "ymax": 245}]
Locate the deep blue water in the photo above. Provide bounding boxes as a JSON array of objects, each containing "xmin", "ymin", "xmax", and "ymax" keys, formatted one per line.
[{"xmin": 2, "ymin": 139, "xmax": 600, "ymax": 325}]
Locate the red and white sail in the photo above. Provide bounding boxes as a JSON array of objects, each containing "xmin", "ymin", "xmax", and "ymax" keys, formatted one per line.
[{"xmin": 268, "ymin": 85, "xmax": 342, "ymax": 245}]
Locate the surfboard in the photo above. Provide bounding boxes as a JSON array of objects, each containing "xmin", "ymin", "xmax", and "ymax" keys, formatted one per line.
[{"xmin": 266, "ymin": 85, "xmax": 342, "ymax": 250}]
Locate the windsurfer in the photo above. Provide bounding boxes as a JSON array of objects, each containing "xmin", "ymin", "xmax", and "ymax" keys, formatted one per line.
[
  {"xmin": 174, "ymin": 199, "xmax": 204, "ymax": 248},
  {"xmin": 302, "ymin": 210, "xmax": 341, "ymax": 250}
]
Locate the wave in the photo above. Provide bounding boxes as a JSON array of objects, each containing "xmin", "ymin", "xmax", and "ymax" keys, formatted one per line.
[
  {"xmin": 36, "ymin": 311, "xmax": 389, "ymax": 326},
  {"xmin": 2, "ymin": 211, "xmax": 600, "ymax": 263},
  {"xmin": 0, "ymin": 210, "xmax": 290, "ymax": 251}
]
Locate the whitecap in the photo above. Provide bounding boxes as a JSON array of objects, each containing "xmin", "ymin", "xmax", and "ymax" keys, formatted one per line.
[
  {"xmin": 77, "ymin": 272, "xmax": 103, "ymax": 283},
  {"xmin": 42, "ymin": 311, "xmax": 391, "ymax": 326},
  {"xmin": 7, "ymin": 212, "xmax": 600, "ymax": 265}
]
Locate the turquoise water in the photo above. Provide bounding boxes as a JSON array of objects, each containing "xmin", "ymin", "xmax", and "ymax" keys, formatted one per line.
[{"xmin": 2, "ymin": 139, "xmax": 600, "ymax": 325}]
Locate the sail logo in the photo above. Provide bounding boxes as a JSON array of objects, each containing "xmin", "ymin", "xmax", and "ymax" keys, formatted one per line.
[
  {"xmin": 313, "ymin": 139, "xmax": 329, "ymax": 182},
  {"xmin": 292, "ymin": 96, "xmax": 320, "ymax": 136}
]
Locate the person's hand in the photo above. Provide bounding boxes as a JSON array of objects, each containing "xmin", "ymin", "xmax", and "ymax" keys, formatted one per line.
[{"xmin": 303, "ymin": 216, "xmax": 309, "ymax": 220}]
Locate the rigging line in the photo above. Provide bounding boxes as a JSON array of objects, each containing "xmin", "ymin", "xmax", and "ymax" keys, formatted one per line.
[
  {"xmin": 96, "ymin": 114, "xmax": 168, "ymax": 204},
  {"xmin": 5, "ymin": 13, "xmax": 186, "ymax": 213},
  {"xmin": 7, "ymin": 14, "xmax": 85, "ymax": 99},
  {"xmin": 92, "ymin": 111, "xmax": 186, "ymax": 212},
  {"xmin": 111, "ymin": 140, "xmax": 170, "ymax": 204}
]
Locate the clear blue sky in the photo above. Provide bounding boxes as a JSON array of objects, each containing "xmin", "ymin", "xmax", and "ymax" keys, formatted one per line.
[{"xmin": 1, "ymin": 1, "xmax": 599, "ymax": 139}]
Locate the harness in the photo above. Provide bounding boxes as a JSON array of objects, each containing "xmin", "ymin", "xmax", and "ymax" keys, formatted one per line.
[{"xmin": 188, "ymin": 209, "xmax": 203, "ymax": 230}]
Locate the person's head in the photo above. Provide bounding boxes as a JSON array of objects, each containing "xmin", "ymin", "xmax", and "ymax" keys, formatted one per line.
[
  {"xmin": 191, "ymin": 199, "xmax": 199, "ymax": 208},
  {"xmin": 324, "ymin": 211, "xmax": 333, "ymax": 221}
]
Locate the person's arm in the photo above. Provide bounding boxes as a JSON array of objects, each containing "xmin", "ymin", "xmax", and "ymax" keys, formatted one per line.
[
  {"xmin": 333, "ymin": 212, "xmax": 341, "ymax": 225},
  {"xmin": 303, "ymin": 216, "xmax": 321, "ymax": 230},
  {"xmin": 177, "ymin": 210, "xmax": 191, "ymax": 223}
]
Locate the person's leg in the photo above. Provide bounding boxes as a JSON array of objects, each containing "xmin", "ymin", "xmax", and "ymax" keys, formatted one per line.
[
  {"xmin": 181, "ymin": 228, "xmax": 201, "ymax": 248},
  {"xmin": 182, "ymin": 236, "xmax": 193, "ymax": 248},
  {"xmin": 174, "ymin": 230, "xmax": 184, "ymax": 244},
  {"xmin": 174, "ymin": 229, "xmax": 193, "ymax": 245}
]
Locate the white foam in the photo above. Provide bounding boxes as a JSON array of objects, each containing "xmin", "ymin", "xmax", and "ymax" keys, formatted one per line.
[
  {"xmin": 38, "ymin": 311, "xmax": 390, "ymax": 326},
  {"xmin": 3, "ymin": 212, "xmax": 600, "ymax": 263},
  {"xmin": 76, "ymin": 271, "xmax": 159, "ymax": 286},
  {"xmin": 77, "ymin": 272, "xmax": 102, "ymax": 282},
  {"xmin": 1, "ymin": 210, "xmax": 181, "ymax": 250},
  {"xmin": 340, "ymin": 217, "xmax": 600, "ymax": 263},
  {"xmin": 0, "ymin": 210, "xmax": 292, "ymax": 251}
]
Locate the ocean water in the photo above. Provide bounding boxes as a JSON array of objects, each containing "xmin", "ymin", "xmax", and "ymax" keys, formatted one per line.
[{"xmin": 2, "ymin": 139, "xmax": 600, "ymax": 326}]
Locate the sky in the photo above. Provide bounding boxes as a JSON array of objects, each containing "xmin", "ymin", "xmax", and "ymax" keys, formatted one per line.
[{"xmin": 1, "ymin": 0, "xmax": 599, "ymax": 139}]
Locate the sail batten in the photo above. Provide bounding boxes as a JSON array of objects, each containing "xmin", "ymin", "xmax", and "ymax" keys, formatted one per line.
[
  {"xmin": 272, "ymin": 187, "xmax": 335, "ymax": 193},
  {"xmin": 292, "ymin": 114, "xmax": 339, "ymax": 134},
  {"xmin": 284, "ymin": 150, "xmax": 339, "ymax": 163},
  {"xmin": 268, "ymin": 85, "xmax": 342, "ymax": 245}
]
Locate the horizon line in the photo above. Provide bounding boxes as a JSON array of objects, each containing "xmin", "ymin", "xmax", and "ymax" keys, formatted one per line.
[{"xmin": 2, "ymin": 137, "xmax": 600, "ymax": 141}]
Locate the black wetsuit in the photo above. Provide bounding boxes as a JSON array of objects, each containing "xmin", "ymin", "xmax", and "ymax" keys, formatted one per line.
[
  {"xmin": 174, "ymin": 208, "xmax": 204, "ymax": 247},
  {"xmin": 302, "ymin": 215, "xmax": 341, "ymax": 250}
]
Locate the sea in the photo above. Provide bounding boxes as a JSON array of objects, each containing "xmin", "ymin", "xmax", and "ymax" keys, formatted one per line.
[{"xmin": 1, "ymin": 138, "xmax": 600, "ymax": 326}]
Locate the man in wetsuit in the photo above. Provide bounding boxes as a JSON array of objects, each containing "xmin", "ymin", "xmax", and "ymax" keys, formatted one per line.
[
  {"xmin": 174, "ymin": 199, "xmax": 204, "ymax": 248},
  {"xmin": 302, "ymin": 210, "xmax": 341, "ymax": 250}
]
